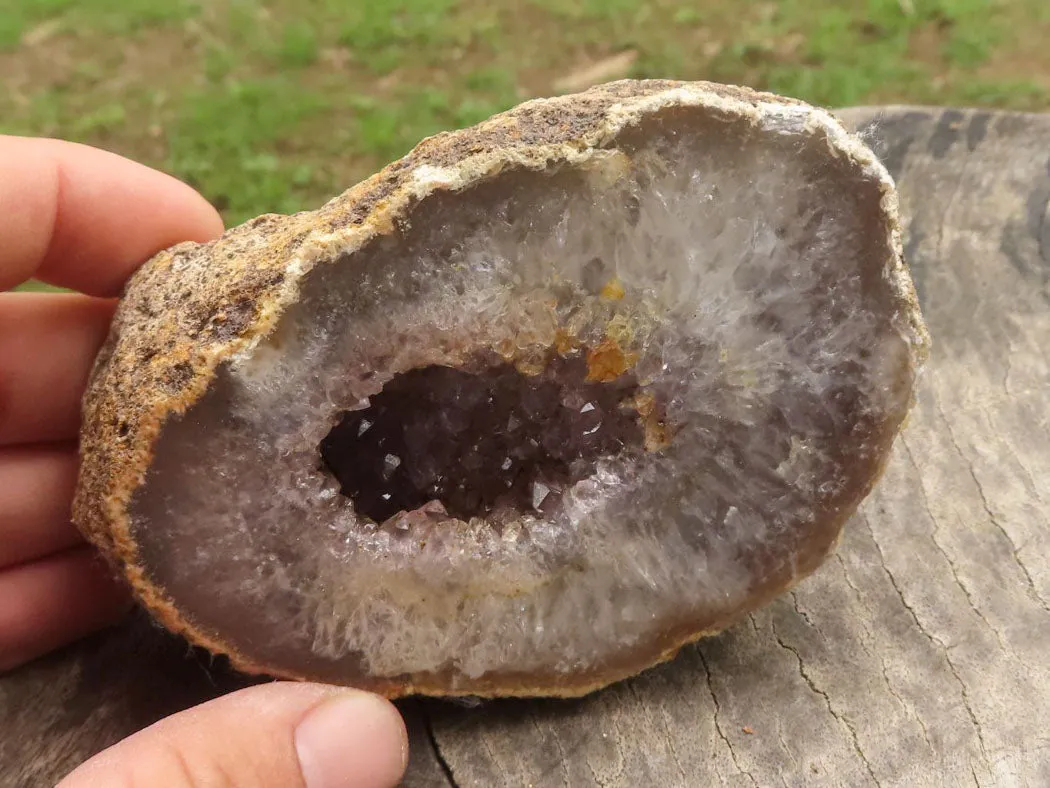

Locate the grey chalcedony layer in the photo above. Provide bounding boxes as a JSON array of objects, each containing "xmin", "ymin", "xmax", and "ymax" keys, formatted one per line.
[{"xmin": 73, "ymin": 80, "xmax": 928, "ymax": 697}]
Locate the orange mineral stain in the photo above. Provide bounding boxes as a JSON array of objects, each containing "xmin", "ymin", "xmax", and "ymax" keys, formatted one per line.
[
  {"xmin": 553, "ymin": 327, "xmax": 578, "ymax": 355},
  {"xmin": 633, "ymin": 392, "xmax": 673, "ymax": 452},
  {"xmin": 586, "ymin": 337, "xmax": 637, "ymax": 382}
]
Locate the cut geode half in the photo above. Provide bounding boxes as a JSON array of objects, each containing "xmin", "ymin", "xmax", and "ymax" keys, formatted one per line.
[{"xmin": 74, "ymin": 80, "xmax": 929, "ymax": 698}]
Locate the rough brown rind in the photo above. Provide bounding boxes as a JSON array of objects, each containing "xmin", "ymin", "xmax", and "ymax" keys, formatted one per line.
[{"xmin": 72, "ymin": 79, "xmax": 929, "ymax": 698}]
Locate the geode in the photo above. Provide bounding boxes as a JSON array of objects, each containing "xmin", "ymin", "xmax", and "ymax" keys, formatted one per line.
[{"xmin": 74, "ymin": 80, "xmax": 929, "ymax": 697}]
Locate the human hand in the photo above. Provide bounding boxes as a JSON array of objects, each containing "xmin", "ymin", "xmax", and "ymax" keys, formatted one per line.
[
  {"xmin": 0, "ymin": 134, "xmax": 225, "ymax": 670},
  {"xmin": 2, "ymin": 136, "xmax": 408, "ymax": 787}
]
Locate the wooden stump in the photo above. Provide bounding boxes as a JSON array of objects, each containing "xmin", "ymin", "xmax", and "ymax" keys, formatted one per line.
[{"xmin": 2, "ymin": 106, "xmax": 1047, "ymax": 787}]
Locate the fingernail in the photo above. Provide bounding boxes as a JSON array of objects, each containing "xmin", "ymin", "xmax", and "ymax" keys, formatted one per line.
[{"xmin": 295, "ymin": 692, "xmax": 408, "ymax": 788}]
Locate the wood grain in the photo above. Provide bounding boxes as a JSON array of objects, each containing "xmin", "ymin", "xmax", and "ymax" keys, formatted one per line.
[{"xmin": 2, "ymin": 106, "xmax": 1047, "ymax": 787}]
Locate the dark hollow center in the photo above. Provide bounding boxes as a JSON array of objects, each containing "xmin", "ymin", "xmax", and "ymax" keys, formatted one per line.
[{"xmin": 319, "ymin": 358, "xmax": 645, "ymax": 522}]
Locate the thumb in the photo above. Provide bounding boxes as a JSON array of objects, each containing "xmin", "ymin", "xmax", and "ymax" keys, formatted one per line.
[{"xmin": 59, "ymin": 682, "xmax": 408, "ymax": 788}]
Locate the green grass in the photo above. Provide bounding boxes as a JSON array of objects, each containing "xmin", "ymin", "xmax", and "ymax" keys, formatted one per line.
[
  {"xmin": 337, "ymin": 0, "xmax": 465, "ymax": 75},
  {"xmin": 165, "ymin": 78, "xmax": 330, "ymax": 222},
  {"xmin": 0, "ymin": 0, "xmax": 200, "ymax": 49},
  {"xmin": 2, "ymin": 0, "xmax": 1049, "ymax": 263},
  {"xmin": 278, "ymin": 21, "xmax": 321, "ymax": 69}
]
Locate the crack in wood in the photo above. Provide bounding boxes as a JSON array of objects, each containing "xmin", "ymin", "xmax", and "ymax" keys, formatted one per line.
[
  {"xmin": 834, "ymin": 547, "xmax": 934, "ymax": 752},
  {"xmin": 861, "ymin": 512, "xmax": 991, "ymax": 762},
  {"xmin": 774, "ymin": 725, "xmax": 802, "ymax": 776},
  {"xmin": 901, "ymin": 438, "xmax": 1009, "ymax": 652},
  {"xmin": 1002, "ymin": 329, "xmax": 1017, "ymax": 398},
  {"xmin": 529, "ymin": 712, "xmax": 570, "ymax": 788},
  {"xmin": 933, "ymin": 113, "xmax": 974, "ymax": 288},
  {"xmin": 789, "ymin": 591, "xmax": 821, "ymax": 639},
  {"xmin": 769, "ymin": 618, "xmax": 880, "ymax": 786},
  {"xmin": 934, "ymin": 400, "xmax": 1049, "ymax": 613},
  {"xmin": 696, "ymin": 648, "xmax": 758, "ymax": 787},
  {"xmin": 422, "ymin": 704, "xmax": 459, "ymax": 788},
  {"xmin": 986, "ymin": 413, "xmax": 1050, "ymax": 510},
  {"xmin": 627, "ymin": 681, "xmax": 687, "ymax": 785},
  {"xmin": 1037, "ymin": 159, "xmax": 1050, "ymax": 266},
  {"xmin": 583, "ymin": 695, "xmax": 628, "ymax": 787}
]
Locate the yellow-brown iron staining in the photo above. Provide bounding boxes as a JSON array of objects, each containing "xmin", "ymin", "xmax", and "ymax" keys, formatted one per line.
[
  {"xmin": 585, "ymin": 337, "xmax": 639, "ymax": 383},
  {"xmin": 599, "ymin": 276, "xmax": 626, "ymax": 301},
  {"xmin": 632, "ymin": 392, "xmax": 673, "ymax": 452},
  {"xmin": 553, "ymin": 327, "xmax": 579, "ymax": 355}
]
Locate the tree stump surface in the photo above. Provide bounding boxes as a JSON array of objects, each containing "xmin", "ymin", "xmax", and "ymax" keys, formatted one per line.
[{"xmin": 1, "ymin": 106, "xmax": 1047, "ymax": 787}]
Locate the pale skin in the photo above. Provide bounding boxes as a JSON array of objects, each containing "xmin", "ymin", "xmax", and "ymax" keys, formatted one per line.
[{"xmin": 0, "ymin": 136, "xmax": 408, "ymax": 788}]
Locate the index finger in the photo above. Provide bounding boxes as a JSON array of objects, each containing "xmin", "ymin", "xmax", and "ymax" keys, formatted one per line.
[{"xmin": 0, "ymin": 136, "xmax": 224, "ymax": 295}]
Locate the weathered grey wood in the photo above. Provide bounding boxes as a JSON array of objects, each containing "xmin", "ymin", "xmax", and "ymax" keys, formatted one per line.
[{"xmin": 1, "ymin": 106, "xmax": 1047, "ymax": 787}]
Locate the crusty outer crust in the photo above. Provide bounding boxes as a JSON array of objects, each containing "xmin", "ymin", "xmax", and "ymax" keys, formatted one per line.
[{"xmin": 72, "ymin": 79, "xmax": 930, "ymax": 698}]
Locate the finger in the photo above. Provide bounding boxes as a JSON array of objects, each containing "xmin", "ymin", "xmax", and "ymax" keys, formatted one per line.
[
  {"xmin": 0, "ymin": 292, "xmax": 114, "ymax": 445},
  {"xmin": 0, "ymin": 445, "xmax": 82, "ymax": 568},
  {"xmin": 60, "ymin": 682, "xmax": 409, "ymax": 788},
  {"xmin": 0, "ymin": 546, "xmax": 131, "ymax": 672},
  {"xmin": 0, "ymin": 135, "xmax": 223, "ymax": 295}
]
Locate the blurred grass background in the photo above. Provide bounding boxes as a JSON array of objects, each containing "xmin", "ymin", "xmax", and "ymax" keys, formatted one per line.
[{"xmin": 2, "ymin": 0, "xmax": 1049, "ymax": 236}]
